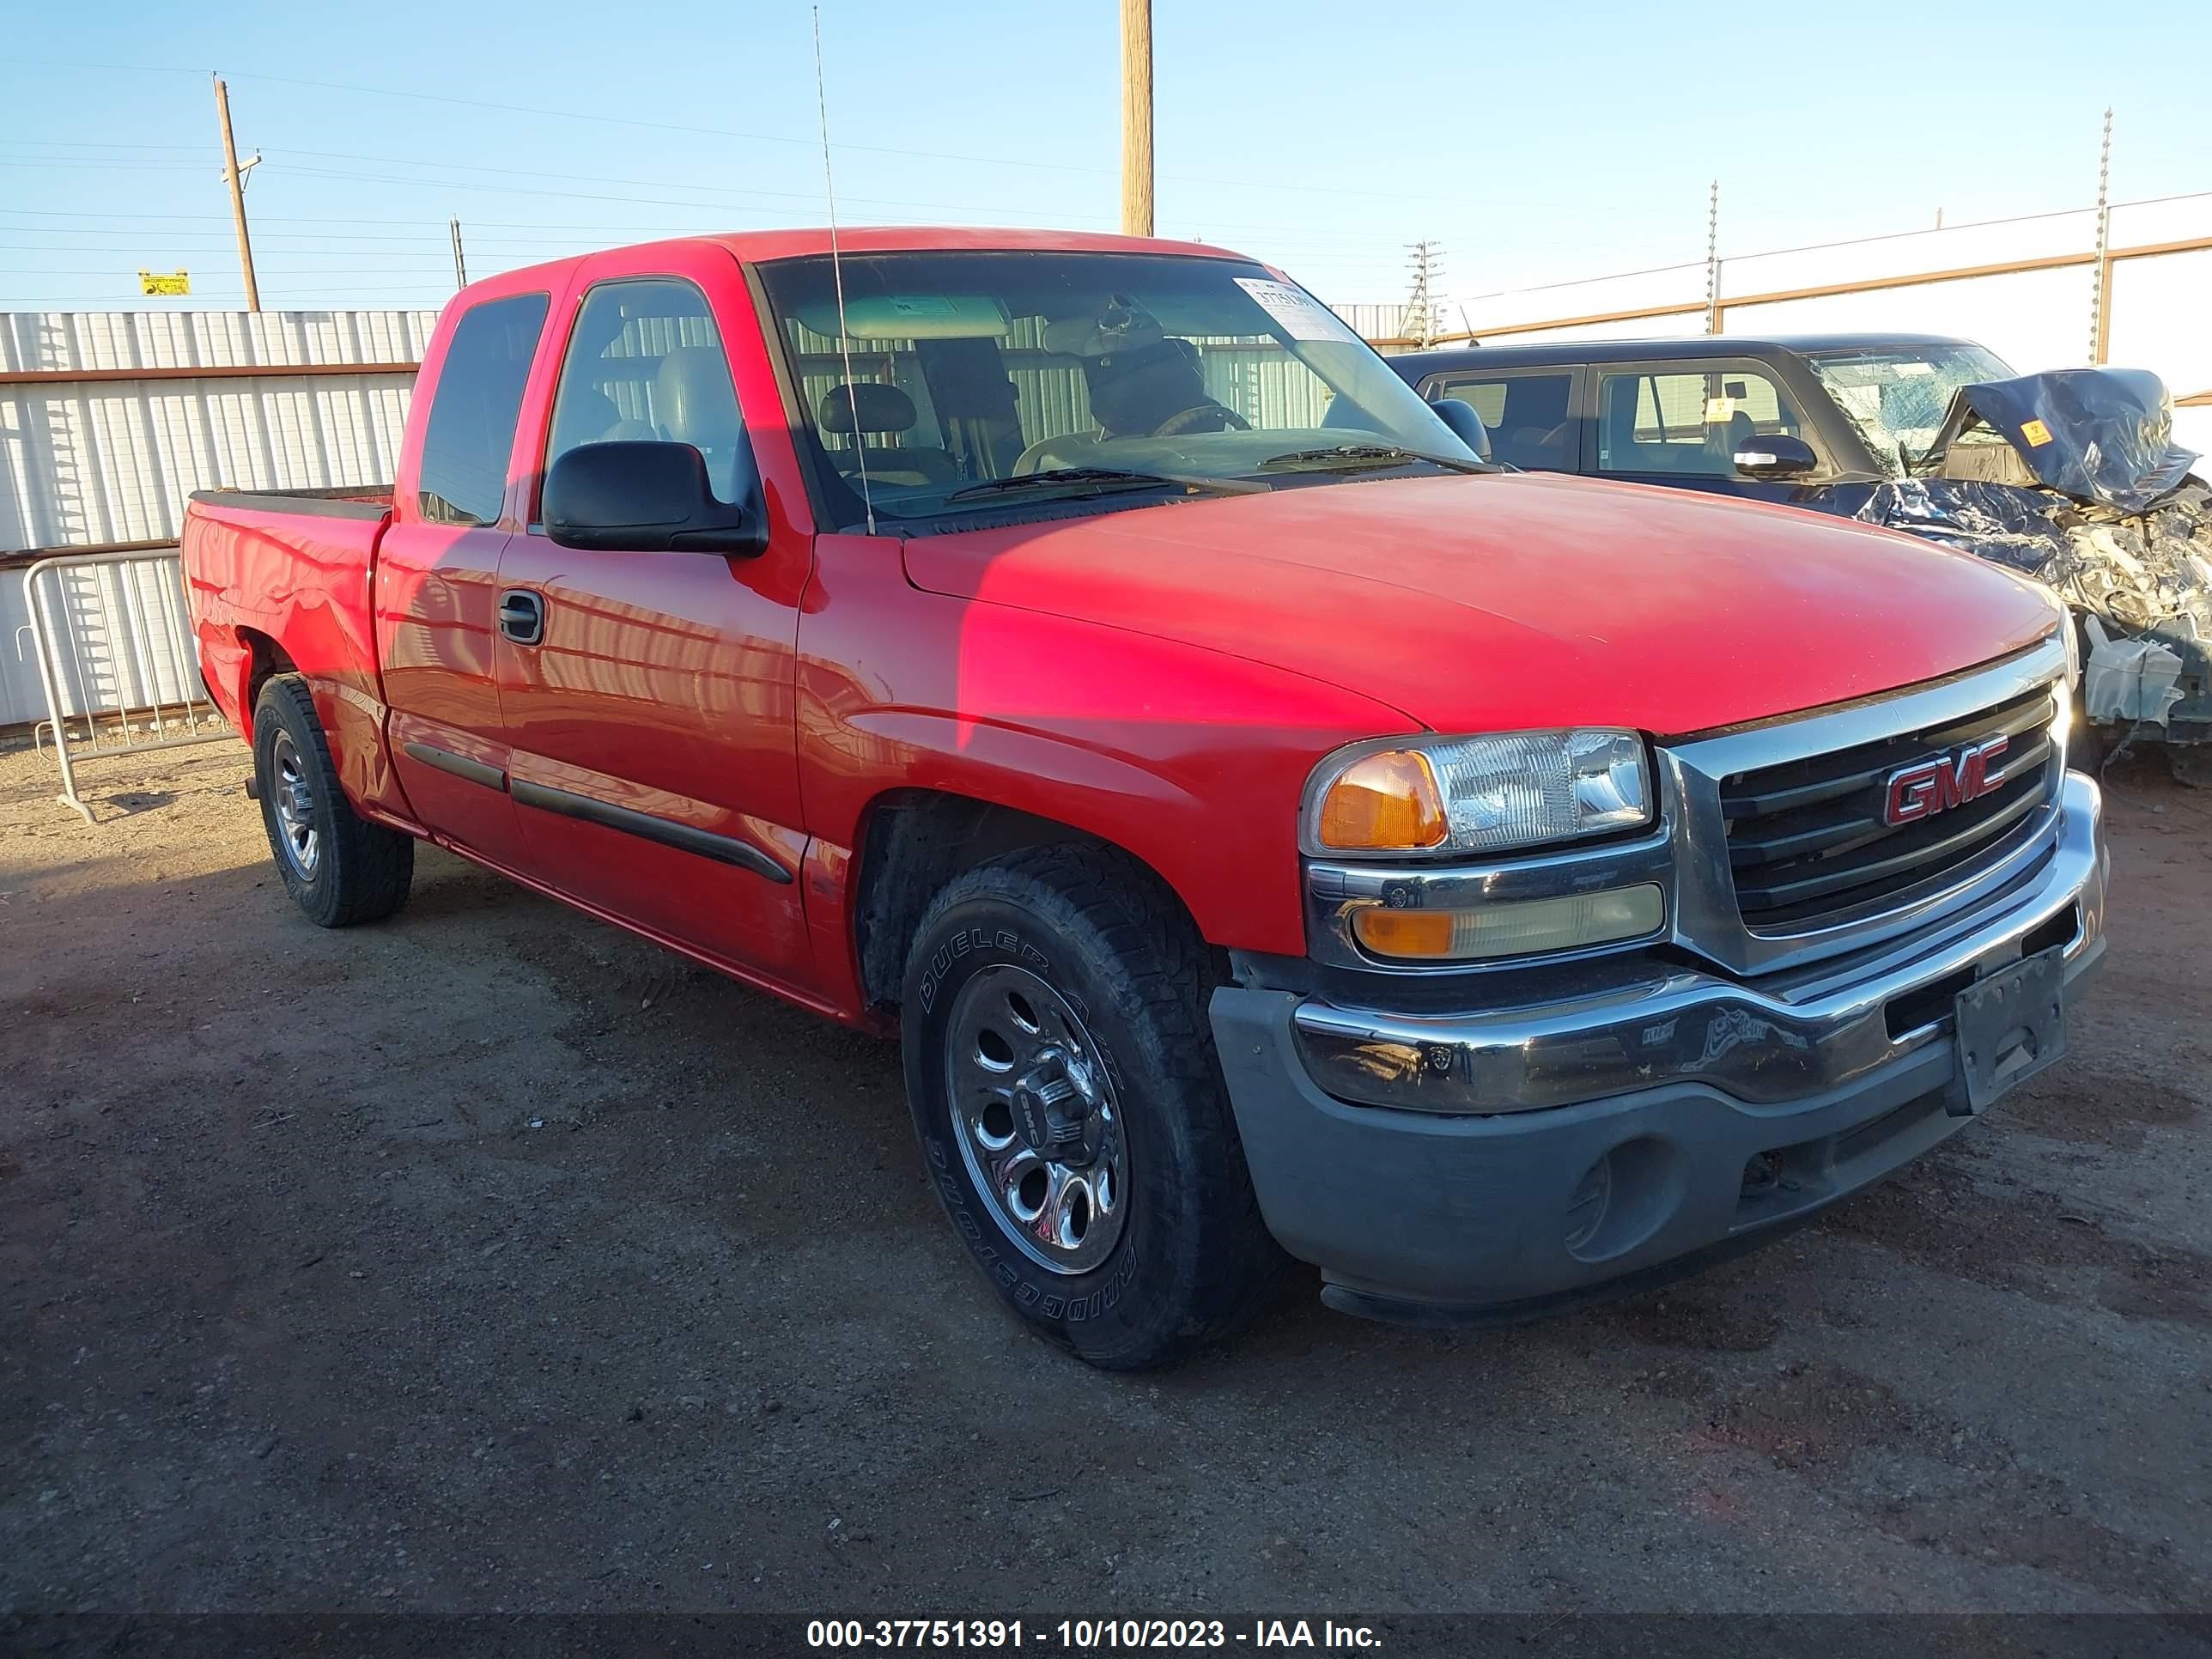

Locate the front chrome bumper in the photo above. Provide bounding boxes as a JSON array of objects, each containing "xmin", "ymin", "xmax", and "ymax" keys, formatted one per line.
[
  {"xmin": 1294, "ymin": 768, "xmax": 2108, "ymax": 1116},
  {"xmin": 1209, "ymin": 769, "xmax": 2109, "ymax": 1320}
]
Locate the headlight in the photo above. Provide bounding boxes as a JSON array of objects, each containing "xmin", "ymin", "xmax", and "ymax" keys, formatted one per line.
[{"xmin": 1306, "ymin": 730, "xmax": 1652, "ymax": 858}]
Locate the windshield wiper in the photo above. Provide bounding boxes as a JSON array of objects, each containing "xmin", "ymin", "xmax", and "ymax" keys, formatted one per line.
[
  {"xmin": 944, "ymin": 467, "xmax": 1264, "ymax": 505},
  {"xmin": 1258, "ymin": 444, "xmax": 1488, "ymax": 476}
]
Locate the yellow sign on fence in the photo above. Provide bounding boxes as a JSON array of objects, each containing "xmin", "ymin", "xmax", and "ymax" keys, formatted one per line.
[{"xmin": 137, "ymin": 270, "xmax": 191, "ymax": 296}]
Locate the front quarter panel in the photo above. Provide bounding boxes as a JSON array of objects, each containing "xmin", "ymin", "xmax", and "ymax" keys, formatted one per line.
[{"xmin": 797, "ymin": 532, "xmax": 1417, "ymax": 964}]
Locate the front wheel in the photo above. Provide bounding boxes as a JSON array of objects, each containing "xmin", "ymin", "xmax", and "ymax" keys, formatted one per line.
[{"xmin": 902, "ymin": 845, "xmax": 1281, "ymax": 1370}]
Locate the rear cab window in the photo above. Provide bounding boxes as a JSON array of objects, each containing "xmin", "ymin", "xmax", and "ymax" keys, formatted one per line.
[
  {"xmin": 416, "ymin": 291, "xmax": 551, "ymax": 526},
  {"xmin": 1595, "ymin": 364, "xmax": 1807, "ymax": 477}
]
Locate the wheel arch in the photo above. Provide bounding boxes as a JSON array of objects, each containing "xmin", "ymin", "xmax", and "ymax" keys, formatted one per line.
[
  {"xmin": 234, "ymin": 627, "xmax": 300, "ymax": 739},
  {"xmin": 848, "ymin": 788, "xmax": 1209, "ymax": 1017}
]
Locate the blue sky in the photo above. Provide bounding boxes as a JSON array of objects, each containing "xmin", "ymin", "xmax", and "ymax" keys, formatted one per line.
[{"xmin": 7, "ymin": 0, "xmax": 2209, "ymax": 314}]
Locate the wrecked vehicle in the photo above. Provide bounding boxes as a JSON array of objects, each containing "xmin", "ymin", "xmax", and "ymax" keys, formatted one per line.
[{"xmin": 1389, "ymin": 336, "xmax": 2212, "ymax": 780}]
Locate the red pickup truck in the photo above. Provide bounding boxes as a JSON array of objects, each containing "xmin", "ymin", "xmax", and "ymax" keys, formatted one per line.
[{"xmin": 184, "ymin": 227, "xmax": 2108, "ymax": 1369}]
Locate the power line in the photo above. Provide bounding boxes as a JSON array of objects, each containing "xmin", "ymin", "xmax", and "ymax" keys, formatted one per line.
[
  {"xmin": 9, "ymin": 55, "xmax": 1589, "ymax": 210},
  {"xmin": 0, "ymin": 159, "xmax": 212, "ymax": 173},
  {"xmin": 0, "ymin": 137, "xmax": 215, "ymax": 151},
  {"xmin": 256, "ymin": 145, "xmax": 1112, "ymax": 220},
  {"xmin": 1449, "ymin": 186, "xmax": 2212, "ymax": 310},
  {"xmin": 264, "ymin": 161, "xmax": 1115, "ymax": 227}
]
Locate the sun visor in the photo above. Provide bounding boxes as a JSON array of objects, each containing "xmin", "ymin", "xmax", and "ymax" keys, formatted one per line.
[{"xmin": 794, "ymin": 294, "xmax": 1011, "ymax": 341}]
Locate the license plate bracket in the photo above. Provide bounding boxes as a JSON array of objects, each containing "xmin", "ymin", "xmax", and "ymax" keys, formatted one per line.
[{"xmin": 1949, "ymin": 946, "xmax": 2067, "ymax": 1116}]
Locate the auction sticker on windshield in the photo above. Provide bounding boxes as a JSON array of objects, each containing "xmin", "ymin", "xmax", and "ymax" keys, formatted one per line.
[{"xmin": 1236, "ymin": 277, "xmax": 1359, "ymax": 343}]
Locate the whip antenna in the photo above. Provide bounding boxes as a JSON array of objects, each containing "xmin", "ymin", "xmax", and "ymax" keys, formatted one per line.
[{"xmin": 812, "ymin": 4, "xmax": 876, "ymax": 535}]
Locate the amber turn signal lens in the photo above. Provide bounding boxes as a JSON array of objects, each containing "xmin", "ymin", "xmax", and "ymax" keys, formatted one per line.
[
  {"xmin": 1316, "ymin": 750, "xmax": 1449, "ymax": 851},
  {"xmin": 1347, "ymin": 908, "xmax": 1457, "ymax": 957},
  {"xmin": 1352, "ymin": 885, "xmax": 1666, "ymax": 963}
]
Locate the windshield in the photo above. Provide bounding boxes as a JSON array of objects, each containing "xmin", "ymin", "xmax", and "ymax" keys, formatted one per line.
[
  {"xmin": 756, "ymin": 251, "xmax": 1481, "ymax": 527},
  {"xmin": 1802, "ymin": 343, "xmax": 2014, "ymax": 475}
]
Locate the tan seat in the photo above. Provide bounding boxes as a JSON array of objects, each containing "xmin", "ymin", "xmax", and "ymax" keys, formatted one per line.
[
  {"xmin": 654, "ymin": 345, "xmax": 742, "ymax": 450},
  {"xmin": 649, "ymin": 345, "xmax": 749, "ymax": 497}
]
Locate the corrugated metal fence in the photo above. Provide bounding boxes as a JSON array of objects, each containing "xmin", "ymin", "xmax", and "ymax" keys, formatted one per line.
[{"xmin": 1, "ymin": 307, "xmax": 435, "ymax": 728}]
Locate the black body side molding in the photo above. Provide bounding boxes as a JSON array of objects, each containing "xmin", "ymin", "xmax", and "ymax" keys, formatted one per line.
[
  {"xmin": 509, "ymin": 778, "xmax": 793, "ymax": 884},
  {"xmin": 402, "ymin": 741, "xmax": 508, "ymax": 793}
]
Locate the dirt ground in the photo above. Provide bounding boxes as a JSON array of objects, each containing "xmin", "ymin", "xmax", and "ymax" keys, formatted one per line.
[{"xmin": 2, "ymin": 731, "xmax": 2208, "ymax": 1626}]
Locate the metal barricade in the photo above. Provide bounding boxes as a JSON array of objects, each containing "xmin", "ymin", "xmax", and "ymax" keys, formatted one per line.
[{"xmin": 15, "ymin": 548, "xmax": 231, "ymax": 823}]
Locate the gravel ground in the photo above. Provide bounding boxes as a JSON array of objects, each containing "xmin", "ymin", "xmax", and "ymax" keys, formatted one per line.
[{"xmin": 2, "ymin": 732, "xmax": 2208, "ymax": 1628}]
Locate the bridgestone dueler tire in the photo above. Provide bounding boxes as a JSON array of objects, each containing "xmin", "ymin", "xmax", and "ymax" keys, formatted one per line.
[
  {"xmin": 252, "ymin": 675, "xmax": 414, "ymax": 928},
  {"xmin": 901, "ymin": 844, "xmax": 1283, "ymax": 1370}
]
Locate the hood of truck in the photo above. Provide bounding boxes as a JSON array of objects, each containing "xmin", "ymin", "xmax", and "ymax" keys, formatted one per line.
[{"xmin": 900, "ymin": 471, "xmax": 2060, "ymax": 737}]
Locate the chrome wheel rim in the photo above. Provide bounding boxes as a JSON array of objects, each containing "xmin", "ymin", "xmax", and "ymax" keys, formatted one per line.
[
  {"xmin": 270, "ymin": 729, "xmax": 319, "ymax": 878},
  {"xmin": 944, "ymin": 963, "xmax": 1127, "ymax": 1276}
]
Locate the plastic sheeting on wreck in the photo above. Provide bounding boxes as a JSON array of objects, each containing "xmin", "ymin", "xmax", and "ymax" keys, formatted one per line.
[
  {"xmin": 1919, "ymin": 367, "xmax": 2199, "ymax": 514},
  {"xmin": 1844, "ymin": 368, "xmax": 2211, "ymax": 743}
]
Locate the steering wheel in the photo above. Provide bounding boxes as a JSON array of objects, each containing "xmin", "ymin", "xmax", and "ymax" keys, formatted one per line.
[{"xmin": 1154, "ymin": 403, "xmax": 1251, "ymax": 438}]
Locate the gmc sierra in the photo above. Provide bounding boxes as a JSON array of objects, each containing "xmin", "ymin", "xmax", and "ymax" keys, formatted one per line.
[{"xmin": 183, "ymin": 228, "xmax": 2108, "ymax": 1368}]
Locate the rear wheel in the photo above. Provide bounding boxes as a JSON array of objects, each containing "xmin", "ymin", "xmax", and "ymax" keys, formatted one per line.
[
  {"xmin": 901, "ymin": 844, "xmax": 1281, "ymax": 1370},
  {"xmin": 252, "ymin": 675, "xmax": 414, "ymax": 927}
]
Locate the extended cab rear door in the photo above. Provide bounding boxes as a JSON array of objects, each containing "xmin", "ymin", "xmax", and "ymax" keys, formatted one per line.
[
  {"xmin": 493, "ymin": 246, "xmax": 816, "ymax": 988},
  {"xmin": 376, "ymin": 285, "xmax": 556, "ymax": 865}
]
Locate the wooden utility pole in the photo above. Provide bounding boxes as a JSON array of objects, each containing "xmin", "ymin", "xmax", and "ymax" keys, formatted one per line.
[
  {"xmin": 1120, "ymin": 0, "xmax": 1154, "ymax": 237},
  {"xmin": 213, "ymin": 74, "xmax": 260, "ymax": 312}
]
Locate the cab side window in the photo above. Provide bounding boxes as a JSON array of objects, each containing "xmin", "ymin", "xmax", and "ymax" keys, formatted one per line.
[
  {"xmin": 416, "ymin": 291, "xmax": 550, "ymax": 526},
  {"xmin": 545, "ymin": 279, "xmax": 750, "ymax": 506},
  {"xmin": 1595, "ymin": 366, "xmax": 1804, "ymax": 477},
  {"xmin": 1429, "ymin": 372, "xmax": 1576, "ymax": 472}
]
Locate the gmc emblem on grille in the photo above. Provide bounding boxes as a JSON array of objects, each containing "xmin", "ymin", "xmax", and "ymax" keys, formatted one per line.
[{"xmin": 1883, "ymin": 734, "xmax": 2009, "ymax": 826}]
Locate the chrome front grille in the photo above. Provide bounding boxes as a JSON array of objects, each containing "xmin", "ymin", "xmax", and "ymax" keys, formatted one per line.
[
  {"xmin": 1657, "ymin": 638, "xmax": 2071, "ymax": 977},
  {"xmin": 1717, "ymin": 686, "xmax": 2059, "ymax": 931}
]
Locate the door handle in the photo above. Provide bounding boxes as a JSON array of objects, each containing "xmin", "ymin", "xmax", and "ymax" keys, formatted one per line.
[{"xmin": 497, "ymin": 588, "xmax": 544, "ymax": 646}]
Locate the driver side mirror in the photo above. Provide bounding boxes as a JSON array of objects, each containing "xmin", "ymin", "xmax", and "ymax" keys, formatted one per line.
[
  {"xmin": 1429, "ymin": 398, "xmax": 1492, "ymax": 463},
  {"xmin": 544, "ymin": 441, "xmax": 768, "ymax": 556},
  {"xmin": 1732, "ymin": 433, "xmax": 1818, "ymax": 481}
]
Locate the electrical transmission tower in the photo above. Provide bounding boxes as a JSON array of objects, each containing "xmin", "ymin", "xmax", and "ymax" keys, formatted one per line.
[{"xmin": 1403, "ymin": 241, "xmax": 1444, "ymax": 347}]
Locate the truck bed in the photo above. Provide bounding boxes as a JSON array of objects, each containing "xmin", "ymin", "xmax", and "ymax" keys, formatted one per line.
[{"xmin": 182, "ymin": 483, "xmax": 400, "ymax": 817}]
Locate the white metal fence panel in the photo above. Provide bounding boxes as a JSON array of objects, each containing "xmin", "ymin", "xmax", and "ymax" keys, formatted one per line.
[
  {"xmin": 18, "ymin": 549, "xmax": 228, "ymax": 823},
  {"xmin": 24, "ymin": 550, "xmax": 200, "ymax": 718}
]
